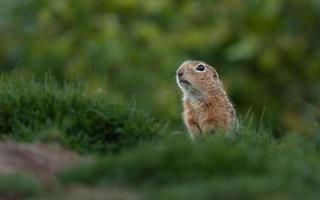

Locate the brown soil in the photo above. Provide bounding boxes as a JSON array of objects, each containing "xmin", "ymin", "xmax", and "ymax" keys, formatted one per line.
[{"xmin": 0, "ymin": 141, "xmax": 80, "ymax": 179}]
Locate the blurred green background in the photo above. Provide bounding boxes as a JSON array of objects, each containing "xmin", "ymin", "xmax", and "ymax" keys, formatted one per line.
[{"xmin": 1, "ymin": 0, "xmax": 320, "ymax": 134}]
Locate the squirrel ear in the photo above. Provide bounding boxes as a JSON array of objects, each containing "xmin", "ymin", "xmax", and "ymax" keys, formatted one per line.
[{"xmin": 213, "ymin": 70, "xmax": 219, "ymax": 79}]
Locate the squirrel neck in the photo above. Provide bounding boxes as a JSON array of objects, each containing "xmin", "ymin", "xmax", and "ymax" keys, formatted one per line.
[{"xmin": 184, "ymin": 81, "xmax": 229, "ymax": 106}]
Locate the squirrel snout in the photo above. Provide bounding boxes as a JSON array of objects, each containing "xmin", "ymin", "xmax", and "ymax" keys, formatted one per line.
[{"xmin": 177, "ymin": 70, "xmax": 184, "ymax": 78}]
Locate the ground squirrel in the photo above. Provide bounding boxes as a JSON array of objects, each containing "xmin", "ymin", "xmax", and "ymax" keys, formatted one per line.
[{"xmin": 176, "ymin": 60, "xmax": 238, "ymax": 137}]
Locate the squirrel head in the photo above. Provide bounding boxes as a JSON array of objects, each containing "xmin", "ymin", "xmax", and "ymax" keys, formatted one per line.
[{"xmin": 176, "ymin": 60, "xmax": 221, "ymax": 100}]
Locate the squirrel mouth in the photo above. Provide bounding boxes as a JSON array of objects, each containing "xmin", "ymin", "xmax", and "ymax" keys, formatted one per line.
[{"xmin": 179, "ymin": 79, "xmax": 190, "ymax": 85}]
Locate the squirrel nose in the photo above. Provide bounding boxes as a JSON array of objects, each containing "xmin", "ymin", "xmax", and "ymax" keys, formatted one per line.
[{"xmin": 177, "ymin": 71, "xmax": 184, "ymax": 78}]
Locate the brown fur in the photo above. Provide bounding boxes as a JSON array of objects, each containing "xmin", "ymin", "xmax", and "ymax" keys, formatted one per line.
[{"xmin": 176, "ymin": 60, "xmax": 237, "ymax": 137}]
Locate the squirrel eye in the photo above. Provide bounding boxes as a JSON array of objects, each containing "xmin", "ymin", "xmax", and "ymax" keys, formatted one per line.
[{"xmin": 196, "ymin": 65, "xmax": 205, "ymax": 72}]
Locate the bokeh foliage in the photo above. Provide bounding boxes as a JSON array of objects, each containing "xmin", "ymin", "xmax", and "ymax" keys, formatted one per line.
[{"xmin": 1, "ymin": 0, "xmax": 320, "ymax": 132}]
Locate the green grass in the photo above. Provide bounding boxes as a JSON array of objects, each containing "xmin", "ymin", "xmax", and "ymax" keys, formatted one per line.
[
  {"xmin": 0, "ymin": 173, "xmax": 43, "ymax": 199},
  {"xmin": 59, "ymin": 132, "xmax": 320, "ymax": 199},
  {"xmin": 0, "ymin": 75, "xmax": 162, "ymax": 153},
  {"xmin": 1, "ymin": 74, "xmax": 320, "ymax": 199}
]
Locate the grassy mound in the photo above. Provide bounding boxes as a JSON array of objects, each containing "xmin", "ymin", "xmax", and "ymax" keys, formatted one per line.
[
  {"xmin": 60, "ymin": 132, "xmax": 320, "ymax": 199},
  {"xmin": 0, "ymin": 75, "xmax": 162, "ymax": 153}
]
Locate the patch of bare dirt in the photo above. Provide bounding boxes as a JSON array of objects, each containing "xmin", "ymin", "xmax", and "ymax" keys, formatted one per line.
[
  {"xmin": 0, "ymin": 141, "xmax": 80, "ymax": 179},
  {"xmin": 0, "ymin": 142, "xmax": 142, "ymax": 200}
]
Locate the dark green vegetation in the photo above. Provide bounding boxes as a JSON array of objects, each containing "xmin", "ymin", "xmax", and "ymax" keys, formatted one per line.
[
  {"xmin": 1, "ymin": 0, "xmax": 320, "ymax": 133},
  {"xmin": 0, "ymin": 77, "xmax": 320, "ymax": 199},
  {"xmin": 0, "ymin": 76, "xmax": 161, "ymax": 153},
  {"xmin": 0, "ymin": 174, "xmax": 43, "ymax": 199},
  {"xmin": 61, "ymin": 133, "xmax": 320, "ymax": 200}
]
